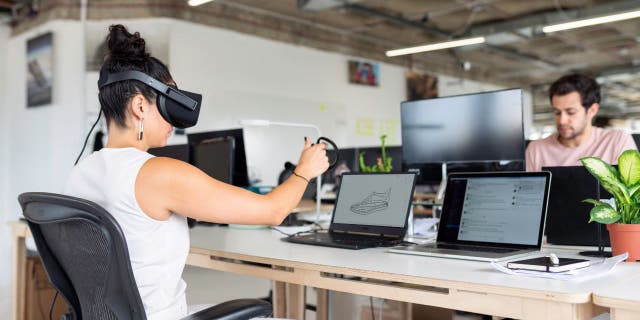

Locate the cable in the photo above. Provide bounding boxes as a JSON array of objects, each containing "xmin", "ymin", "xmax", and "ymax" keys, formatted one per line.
[
  {"xmin": 369, "ymin": 296, "xmax": 375, "ymax": 320},
  {"xmin": 49, "ymin": 291, "xmax": 59, "ymax": 320},
  {"xmin": 74, "ymin": 109, "xmax": 102, "ymax": 165},
  {"xmin": 269, "ymin": 224, "xmax": 326, "ymax": 237}
]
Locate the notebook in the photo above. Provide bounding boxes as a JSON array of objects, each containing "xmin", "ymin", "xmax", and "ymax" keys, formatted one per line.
[
  {"xmin": 283, "ymin": 172, "xmax": 417, "ymax": 249},
  {"xmin": 543, "ymin": 166, "xmax": 611, "ymax": 246},
  {"xmin": 389, "ymin": 171, "xmax": 551, "ymax": 262}
]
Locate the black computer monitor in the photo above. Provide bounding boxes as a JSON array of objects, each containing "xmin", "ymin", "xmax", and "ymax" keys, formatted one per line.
[
  {"xmin": 187, "ymin": 129, "xmax": 250, "ymax": 187},
  {"xmin": 321, "ymin": 148, "xmax": 358, "ymax": 184},
  {"xmin": 401, "ymin": 88, "xmax": 525, "ymax": 182},
  {"xmin": 543, "ymin": 166, "xmax": 612, "ymax": 249},
  {"xmin": 632, "ymin": 133, "xmax": 640, "ymax": 149},
  {"xmin": 191, "ymin": 137, "xmax": 235, "ymax": 184},
  {"xmin": 148, "ymin": 144, "xmax": 190, "ymax": 162}
]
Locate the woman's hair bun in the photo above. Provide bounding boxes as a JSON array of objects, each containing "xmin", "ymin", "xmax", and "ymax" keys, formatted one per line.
[{"xmin": 106, "ymin": 24, "xmax": 149, "ymax": 63}]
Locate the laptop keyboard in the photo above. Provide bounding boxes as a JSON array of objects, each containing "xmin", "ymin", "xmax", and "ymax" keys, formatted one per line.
[{"xmin": 435, "ymin": 243, "xmax": 518, "ymax": 253}]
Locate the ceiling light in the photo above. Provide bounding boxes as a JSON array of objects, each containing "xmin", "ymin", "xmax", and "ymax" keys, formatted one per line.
[
  {"xmin": 188, "ymin": 0, "xmax": 214, "ymax": 6},
  {"xmin": 543, "ymin": 10, "xmax": 640, "ymax": 33},
  {"xmin": 385, "ymin": 37, "xmax": 485, "ymax": 57}
]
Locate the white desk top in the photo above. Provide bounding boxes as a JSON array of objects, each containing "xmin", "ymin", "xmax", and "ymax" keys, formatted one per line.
[
  {"xmin": 189, "ymin": 226, "xmax": 640, "ymax": 302},
  {"xmin": 593, "ymin": 274, "xmax": 640, "ymax": 311}
]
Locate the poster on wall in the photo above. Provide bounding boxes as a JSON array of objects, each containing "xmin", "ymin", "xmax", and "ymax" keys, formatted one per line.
[
  {"xmin": 406, "ymin": 71, "xmax": 438, "ymax": 101},
  {"xmin": 27, "ymin": 32, "xmax": 53, "ymax": 107},
  {"xmin": 348, "ymin": 60, "xmax": 379, "ymax": 86}
]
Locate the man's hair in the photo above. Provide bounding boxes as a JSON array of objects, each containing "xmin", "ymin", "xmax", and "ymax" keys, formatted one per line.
[{"xmin": 548, "ymin": 73, "xmax": 600, "ymax": 110}]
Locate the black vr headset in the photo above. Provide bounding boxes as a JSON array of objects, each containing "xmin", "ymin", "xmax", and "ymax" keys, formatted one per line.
[{"xmin": 98, "ymin": 69, "xmax": 202, "ymax": 128}]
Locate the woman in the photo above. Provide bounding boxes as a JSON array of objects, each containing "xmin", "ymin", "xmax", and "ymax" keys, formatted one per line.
[{"xmin": 64, "ymin": 24, "xmax": 329, "ymax": 319}]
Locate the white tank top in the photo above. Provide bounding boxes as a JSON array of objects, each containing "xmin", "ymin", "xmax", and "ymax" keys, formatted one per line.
[{"xmin": 63, "ymin": 147, "xmax": 189, "ymax": 320}]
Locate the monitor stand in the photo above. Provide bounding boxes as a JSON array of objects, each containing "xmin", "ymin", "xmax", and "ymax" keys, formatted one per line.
[
  {"xmin": 579, "ymin": 223, "xmax": 612, "ymax": 257},
  {"xmin": 435, "ymin": 162, "xmax": 447, "ymax": 204}
]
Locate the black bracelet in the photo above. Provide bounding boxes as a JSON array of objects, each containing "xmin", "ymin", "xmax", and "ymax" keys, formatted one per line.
[{"xmin": 291, "ymin": 171, "xmax": 310, "ymax": 183}]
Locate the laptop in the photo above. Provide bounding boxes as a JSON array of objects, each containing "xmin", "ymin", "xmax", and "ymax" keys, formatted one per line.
[
  {"xmin": 283, "ymin": 172, "xmax": 417, "ymax": 249},
  {"xmin": 543, "ymin": 166, "xmax": 611, "ymax": 246},
  {"xmin": 389, "ymin": 171, "xmax": 551, "ymax": 262}
]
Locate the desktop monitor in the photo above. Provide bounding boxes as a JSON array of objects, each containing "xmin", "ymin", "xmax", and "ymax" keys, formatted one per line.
[
  {"xmin": 544, "ymin": 166, "xmax": 612, "ymax": 247},
  {"xmin": 188, "ymin": 129, "xmax": 250, "ymax": 187},
  {"xmin": 322, "ymin": 148, "xmax": 358, "ymax": 184},
  {"xmin": 632, "ymin": 134, "xmax": 640, "ymax": 149},
  {"xmin": 148, "ymin": 144, "xmax": 190, "ymax": 162},
  {"xmin": 401, "ymin": 88, "xmax": 525, "ymax": 182},
  {"xmin": 191, "ymin": 137, "xmax": 235, "ymax": 184}
]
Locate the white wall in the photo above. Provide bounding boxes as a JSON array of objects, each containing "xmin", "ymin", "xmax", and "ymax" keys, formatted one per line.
[
  {"xmin": 1, "ymin": 21, "xmax": 86, "ymax": 316},
  {"xmin": 167, "ymin": 20, "xmax": 409, "ymax": 184},
  {"xmin": 0, "ymin": 22, "xmax": 11, "ymax": 319}
]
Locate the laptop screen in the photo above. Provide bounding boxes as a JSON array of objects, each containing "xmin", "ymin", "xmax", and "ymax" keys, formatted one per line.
[
  {"xmin": 330, "ymin": 173, "xmax": 417, "ymax": 235},
  {"xmin": 438, "ymin": 172, "xmax": 550, "ymax": 248}
]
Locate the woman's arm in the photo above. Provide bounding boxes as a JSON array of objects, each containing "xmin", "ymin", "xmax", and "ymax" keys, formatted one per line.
[{"xmin": 135, "ymin": 138, "xmax": 328, "ymax": 225}]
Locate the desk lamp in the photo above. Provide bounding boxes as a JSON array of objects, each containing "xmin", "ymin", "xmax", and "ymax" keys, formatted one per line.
[{"xmin": 239, "ymin": 119, "xmax": 324, "ymax": 224}]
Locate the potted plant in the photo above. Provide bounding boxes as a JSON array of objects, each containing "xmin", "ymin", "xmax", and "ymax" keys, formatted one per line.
[
  {"xmin": 359, "ymin": 134, "xmax": 393, "ymax": 173},
  {"xmin": 581, "ymin": 149, "xmax": 640, "ymax": 262}
]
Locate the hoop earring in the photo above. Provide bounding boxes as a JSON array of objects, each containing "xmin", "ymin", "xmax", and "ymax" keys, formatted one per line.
[{"xmin": 138, "ymin": 118, "xmax": 144, "ymax": 141}]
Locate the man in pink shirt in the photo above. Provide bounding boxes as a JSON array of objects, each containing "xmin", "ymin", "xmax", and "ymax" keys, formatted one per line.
[{"xmin": 526, "ymin": 74, "xmax": 636, "ymax": 172}]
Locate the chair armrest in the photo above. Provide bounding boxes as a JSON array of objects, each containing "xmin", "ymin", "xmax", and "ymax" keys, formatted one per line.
[{"xmin": 182, "ymin": 299, "xmax": 272, "ymax": 320}]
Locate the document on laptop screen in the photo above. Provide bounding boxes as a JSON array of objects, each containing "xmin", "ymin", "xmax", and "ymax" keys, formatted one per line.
[
  {"xmin": 332, "ymin": 174, "xmax": 415, "ymax": 227},
  {"xmin": 454, "ymin": 176, "xmax": 546, "ymax": 245}
]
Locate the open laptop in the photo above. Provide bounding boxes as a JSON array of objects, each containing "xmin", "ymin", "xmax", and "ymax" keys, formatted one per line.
[
  {"xmin": 283, "ymin": 172, "xmax": 417, "ymax": 249},
  {"xmin": 389, "ymin": 171, "xmax": 551, "ymax": 262},
  {"xmin": 543, "ymin": 166, "xmax": 611, "ymax": 247}
]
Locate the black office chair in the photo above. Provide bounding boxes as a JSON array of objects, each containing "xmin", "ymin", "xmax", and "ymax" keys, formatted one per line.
[{"xmin": 18, "ymin": 192, "xmax": 272, "ymax": 320}]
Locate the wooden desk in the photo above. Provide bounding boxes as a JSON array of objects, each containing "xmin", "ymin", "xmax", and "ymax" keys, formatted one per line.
[
  {"xmin": 187, "ymin": 226, "xmax": 640, "ymax": 320},
  {"xmin": 593, "ymin": 275, "xmax": 640, "ymax": 320},
  {"xmin": 290, "ymin": 198, "xmax": 333, "ymax": 213},
  {"xmin": 12, "ymin": 221, "xmax": 640, "ymax": 320}
]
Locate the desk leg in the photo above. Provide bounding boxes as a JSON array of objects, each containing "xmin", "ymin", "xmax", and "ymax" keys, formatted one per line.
[
  {"xmin": 12, "ymin": 230, "xmax": 26, "ymax": 320},
  {"xmin": 273, "ymin": 281, "xmax": 287, "ymax": 318},
  {"xmin": 316, "ymin": 289, "xmax": 328, "ymax": 320},
  {"xmin": 273, "ymin": 281, "xmax": 306, "ymax": 319},
  {"xmin": 286, "ymin": 283, "xmax": 305, "ymax": 320},
  {"xmin": 402, "ymin": 302, "xmax": 413, "ymax": 319}
]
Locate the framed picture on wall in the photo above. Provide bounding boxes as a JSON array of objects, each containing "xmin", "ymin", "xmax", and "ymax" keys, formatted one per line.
[
  {"xmin": 406, "ymin": 71, "xmax": 438, "ymax": 101},
  {"xmin": 348, "ymin": 60, "xmax": 379, "ymax": 86},
  {"xmin": 27, "ymin": 32, "xmax": 53, "ymax": 107}
]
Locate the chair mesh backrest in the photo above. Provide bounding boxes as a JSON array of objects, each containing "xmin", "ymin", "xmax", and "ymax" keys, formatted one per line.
[
  {"xmin": 19, "ymin": 192, "xmax": 146, "ymax": 320},
  {"xmin": 40, "ymin": 219, "xmax": 117, "ymax": 319}
]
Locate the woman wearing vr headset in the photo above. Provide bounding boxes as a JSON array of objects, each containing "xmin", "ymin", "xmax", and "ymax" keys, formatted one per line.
[{"xmin": 64, "ymin": 25, "xmax": 329, "ymax": 319}]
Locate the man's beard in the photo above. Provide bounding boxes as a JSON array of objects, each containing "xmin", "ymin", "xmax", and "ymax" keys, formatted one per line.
[{"xmin": 557, "ymin": 124, "xmax": 584, "ymax": 140}]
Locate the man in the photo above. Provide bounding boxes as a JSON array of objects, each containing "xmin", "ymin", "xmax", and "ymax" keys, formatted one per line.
[{"xmin": 526, "ymin": 74, "xmax": 636, "ymax": 172}]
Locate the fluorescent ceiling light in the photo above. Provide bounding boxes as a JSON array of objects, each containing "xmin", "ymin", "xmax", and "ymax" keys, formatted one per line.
[
  {"xmin": 188, "ymin": 0, "xmax": 214, "ymax": 6},
  {"xmin": 543, "ymin": 10, "xmax": 640, "ymax": 33},
  {"xmin": 385, "ymin": 37, "xmax": 485, "ymax": 57}
]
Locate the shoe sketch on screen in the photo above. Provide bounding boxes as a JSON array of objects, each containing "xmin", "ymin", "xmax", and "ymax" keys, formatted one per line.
[{"xmin": 350, "ymin": 188, "xmax": 391, "ymax": 215}]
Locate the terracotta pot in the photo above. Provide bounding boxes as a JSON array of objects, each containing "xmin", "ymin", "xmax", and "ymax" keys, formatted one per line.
[{"xmin": 607, "ymin": 223, "xmax": 640, "ymax": 262}]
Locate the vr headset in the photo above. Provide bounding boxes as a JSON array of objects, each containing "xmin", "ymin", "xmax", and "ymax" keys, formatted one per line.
[{"xmin": 98, "ymin": 69, "xmax": 202, "ymax": 128}]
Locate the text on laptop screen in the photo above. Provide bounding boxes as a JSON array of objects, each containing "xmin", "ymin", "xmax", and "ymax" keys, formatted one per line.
[
  {"xmin": 332, "ymin": 174, "xmax": 415, "ymax": 228},
  {"xmin": 440, "ymin": 176, "xmax": 547, "ymax": 245}
]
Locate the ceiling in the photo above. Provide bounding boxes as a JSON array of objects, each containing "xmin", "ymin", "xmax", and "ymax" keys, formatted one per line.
[
  {"xmin": 195, "ymin": 0, "xmax": 640, "ymax": 124},
  {"xmin": 3, "ymin": 0, "xmax": 640, "ymax": 124}
]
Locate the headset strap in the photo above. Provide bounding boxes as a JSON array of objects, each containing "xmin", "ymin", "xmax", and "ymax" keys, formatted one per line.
[{"xmin": 99, "ymin": 70, "xmax": 197, "ymax": 111}]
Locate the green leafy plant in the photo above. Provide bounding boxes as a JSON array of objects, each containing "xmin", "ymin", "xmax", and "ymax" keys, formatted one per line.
[
  {"xmin": 581, "ymin": 149, "xmax": 640, "ymax": 224},
  {"xmin": 359, "ymin": 134, "xmax": 392, "ymax": 173}
]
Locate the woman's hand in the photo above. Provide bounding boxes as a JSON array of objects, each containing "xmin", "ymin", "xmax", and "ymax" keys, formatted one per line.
[{"xmin": 294, "ymin": 137, "xmax": 330, "ymax": 181}]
